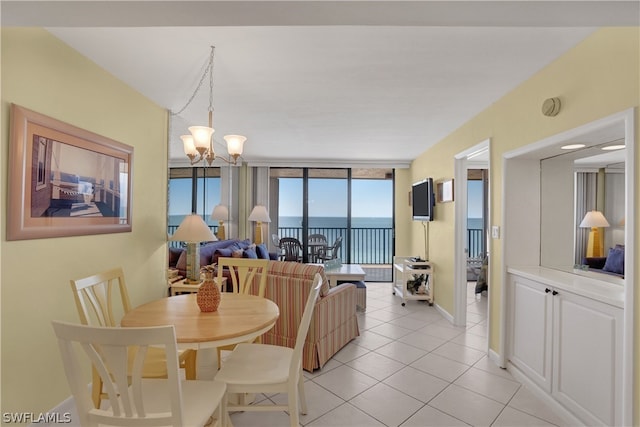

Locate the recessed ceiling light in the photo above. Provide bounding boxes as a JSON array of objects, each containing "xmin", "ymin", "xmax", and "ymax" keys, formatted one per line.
[
  {"xmin": 602, "ymin": 145, "xmax": 625, "ymax": 151},
  {"xmin": 561, "ymin": 144, "xmax": 585, "ymax": 150}
]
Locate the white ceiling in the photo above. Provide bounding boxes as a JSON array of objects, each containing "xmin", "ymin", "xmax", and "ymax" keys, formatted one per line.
[{"xmin": 3, "ymin": 1, "xmax": 638, "ymax": 168}]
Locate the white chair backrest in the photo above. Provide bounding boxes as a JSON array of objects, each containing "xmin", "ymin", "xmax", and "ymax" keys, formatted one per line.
[
  {"xmin": 52, "ymin": 321, "xmax": 183, "ymax": 427},
  {"xmin": 217, "ymin": 257, "xmax": 269, "ymax": 296},
  {"xmin": 290, "ymin": 273, "xmax": 322, "ymax": 378},
  {"xmin": 70, "ymin": 267, "xmax": 131, "ymax": 327}
]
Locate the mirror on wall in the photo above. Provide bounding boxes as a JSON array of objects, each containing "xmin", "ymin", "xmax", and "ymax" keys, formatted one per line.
[{"xmin": 539, "ymin": 121, "xmax": 626, "ymax": 280}]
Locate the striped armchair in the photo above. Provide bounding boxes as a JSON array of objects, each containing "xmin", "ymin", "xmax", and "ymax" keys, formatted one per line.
[{"xmin": 252, "ymin": 261, "xmax": 360, "ymax": 372}]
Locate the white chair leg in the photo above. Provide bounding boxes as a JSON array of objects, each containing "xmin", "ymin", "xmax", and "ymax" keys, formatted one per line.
[
  {"xmin": 288, "ymin": 380, "xmax": 300, "ymax": 427},
  {"xmin": 297, "ymin": 371, "xmax": 308, "ymax": 415},
  {"xmin": 222, "ymin": 393, "xmax": 230, "ymax": 427}
]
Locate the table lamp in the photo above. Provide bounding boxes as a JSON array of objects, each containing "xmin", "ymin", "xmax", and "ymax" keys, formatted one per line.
[
  {"xmin": 248, "ymin": 205, "xmax": 271, "ymax": 245},
  {"xmin": 210, "ymin": 204, "xmax": 229, "ymax": 240},
  {"xmin": 170, "ymin": 214, "xmax": 217, "ymax": 283},
  {"xmin": 579, "ymin": 210, "xmax": 610, "ymax": 257}
]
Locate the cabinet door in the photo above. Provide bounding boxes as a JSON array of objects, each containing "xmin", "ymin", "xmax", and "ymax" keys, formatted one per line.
[
  {"xmin": 508, "ymin": 276, "xmax": 553, "ymax": 392},
  {"xmin": 552, "ymin": 291, "xmax": 622, "ymax": 427}
]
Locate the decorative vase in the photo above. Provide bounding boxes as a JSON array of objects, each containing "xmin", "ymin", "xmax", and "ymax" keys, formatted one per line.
[{"xmin": 197, "ymin": 268, "xmax": 220, "ymax": 312}]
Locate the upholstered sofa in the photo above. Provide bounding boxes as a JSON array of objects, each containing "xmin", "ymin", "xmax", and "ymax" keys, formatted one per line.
[
  {"xmin": 169, "ymin": 239, "xmax": 274, "ymax": 278},
  {"xmin": 582, "ymin": 244, "xmax": 625, "ymax": 278},
  {"xmin": 251, "ymin": 261, "xmax": 360, "ymax": 372}
]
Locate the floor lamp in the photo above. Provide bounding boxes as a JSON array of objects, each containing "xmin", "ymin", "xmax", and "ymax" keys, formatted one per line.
[
  {"xmin": 170, "ymin": 214, "xmax": 217, "ymax": 283},
  {"xmin": 210, "ymin": 204, "xmax": 229, "ymax": 240},
  {"xmin": 248, "ymin": 205, "xmax": 271, "ymax": 245},
  {"xmin": 579, "ymin": 210, "xmax": 610, "ymax": 258}
]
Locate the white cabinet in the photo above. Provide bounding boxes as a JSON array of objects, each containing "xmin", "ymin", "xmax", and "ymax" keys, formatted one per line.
[
  {"xmin": 552, "ymin": 290, "xmax": 622, "ymax": 427},
  {"xmin": 507, "ymin": 269, "xmax": 623, "ymax": 427},
  {"xmin": 392, "ymin": 256, "xmax": 433, "ymax": 306},
  {"xmin": 508, "ymin": 276, "xmax": 553, "ymax": 392}
]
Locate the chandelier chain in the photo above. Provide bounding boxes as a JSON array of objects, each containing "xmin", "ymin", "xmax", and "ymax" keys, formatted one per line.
[
  {"xmin": 209, "ymin": 46, "xmax": 215, "ymax": 115},
  {"xmin": 171, "ymin": 46, "xmax": 215, "ymax": 117}
]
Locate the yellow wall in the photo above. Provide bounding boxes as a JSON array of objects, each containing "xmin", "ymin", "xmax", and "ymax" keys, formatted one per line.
[
  {"xmin": 408, "ymin": 27, "xmax": 639, "ymax": 423},
  {"xmin": 1, "ymin": 29, "xmax": 169, "ymax": 413}
]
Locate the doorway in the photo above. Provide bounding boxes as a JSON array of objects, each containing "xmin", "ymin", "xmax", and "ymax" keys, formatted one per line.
[{"xmin": 454, "ymin": 140, "xmax": 490, "ymax": 329}]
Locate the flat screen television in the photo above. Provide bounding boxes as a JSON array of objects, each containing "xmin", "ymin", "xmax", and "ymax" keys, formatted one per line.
[{"xmin": 412, "ymin": 178, "xmax": 434, "ymax": 221}]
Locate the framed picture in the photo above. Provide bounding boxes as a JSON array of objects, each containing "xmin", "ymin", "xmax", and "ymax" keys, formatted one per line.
[
  {"xmin": 7, "ymin": 104, "xmax": 133, "ymax": 240},
  {"xmin": 437, "ymin": 179, "xmax": 454, "ymax": 203}
]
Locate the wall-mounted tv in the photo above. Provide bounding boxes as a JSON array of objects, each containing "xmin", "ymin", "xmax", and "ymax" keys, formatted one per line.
[{"xmin": 412, "ymin": 178, "xmax": 434, "ymax": 221}]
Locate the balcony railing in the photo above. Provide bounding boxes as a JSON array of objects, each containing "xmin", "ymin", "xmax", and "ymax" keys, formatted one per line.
[
  {"xmin": 467, "ymin": 228, "xmax": 485, "ymax": 259},
  {"xmin": 278, "ymin": 227, "xmax": 393, "ymax": 264}
]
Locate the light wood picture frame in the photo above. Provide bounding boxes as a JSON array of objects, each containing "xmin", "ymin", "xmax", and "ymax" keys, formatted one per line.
[
  {"xmin": 437, "ymin": 179, "xmax": 454, "ymax": 203},
  {"xmin": 7, "ymin": 104, "xmax": 133, "ymax": 240}
]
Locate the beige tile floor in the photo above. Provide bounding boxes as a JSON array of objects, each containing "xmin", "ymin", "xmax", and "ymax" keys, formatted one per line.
[{"xmin": 229, "ymin": 282, "xmax": 567, "ymax": 427}]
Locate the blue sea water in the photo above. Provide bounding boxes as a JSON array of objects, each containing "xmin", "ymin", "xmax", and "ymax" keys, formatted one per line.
[
  {"xmin": 168, "ymin": 215, "xmax": 393, "ymax": 228},
  {"xmin": 467, "ymin": 218, "xmax": 483, "ymax": 229},
  {"xmin": 169, "ymin": 215, "xmax": 482, "ymax": 229},
  {"xmin": 279, "ymin": 216, "xmax": 392, "ymax": 228}
]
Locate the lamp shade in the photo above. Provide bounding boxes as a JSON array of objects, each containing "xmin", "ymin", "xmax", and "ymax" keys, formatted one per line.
[
  {"xmin": 188, "ymin": 126, "xmax": 215, "ymax": 151},
  {"xmin": 210, "ymin": 204, "xmax": 229, "ymax": 221},
  {"xmin": 579, "ymin": 210, "xmax": 610, "ymax": 228},
  {"xmin": 170, "ymin": 214, "xmax": 217, "ymax": 243},
  {"xmin": 248, "ymin": 205, "xmax": 271, "ymax": 223},
  {"xmin": 180, "ymin": 135, "xmax": 198, "ymax": 156},
  {"xmin": 223, "ymin": 135, "xmax": 246, "ymax": 157}
]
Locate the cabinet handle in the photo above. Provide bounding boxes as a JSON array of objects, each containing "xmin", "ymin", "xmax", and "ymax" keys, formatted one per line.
[
  {"xmin": 545, "ymin": 288, "xmax": 551, "ymax": 293},
  {"xmin": 552, "ymin": 290, "xmax": 559, "ymax": 296}
]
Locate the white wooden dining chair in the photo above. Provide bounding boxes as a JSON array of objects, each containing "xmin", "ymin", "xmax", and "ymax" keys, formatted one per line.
[
  {"xmin": 214, "ymin": 273, "xmax": 323, "ymax": 427},
  {"xmin": 216, "ymin": 257, "xmax": 269, "ymax": 368},
  {"xmin": 70, "ymin": 267, "xmax": 196, "ymax": 408},
  {"xmin": 52, "ymin": 321, "xmax": 227, "ymax": 427}
]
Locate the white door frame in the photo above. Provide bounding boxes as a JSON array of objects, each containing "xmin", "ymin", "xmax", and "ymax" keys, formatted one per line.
[{"xmin": 453, "ymin": 139, "xmax": 490, "ymax": 328}]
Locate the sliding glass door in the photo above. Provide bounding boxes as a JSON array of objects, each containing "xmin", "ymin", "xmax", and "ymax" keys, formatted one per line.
[{"xmin": 271, "ymin": 167, "xmax": 393, "ymax": 266}]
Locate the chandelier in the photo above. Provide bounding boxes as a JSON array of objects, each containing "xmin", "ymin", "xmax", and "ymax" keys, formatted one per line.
[{"xmin": 175, "ymin": 46, "xmax": 245, "ymax": 166}]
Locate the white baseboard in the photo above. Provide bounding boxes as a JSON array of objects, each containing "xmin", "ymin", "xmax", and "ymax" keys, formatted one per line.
[
  {"xmin": 488, "ymin": 348, "xmax": 505, "ymax": 368},
  {"xmin": 434, "ymin": 303, "xmax": 454, "ymax": 324}
]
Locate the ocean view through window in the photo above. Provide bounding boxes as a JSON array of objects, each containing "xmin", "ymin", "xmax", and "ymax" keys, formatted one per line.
[{"xmin": 273, "ymin": 168, "xmax": 394, "ymax": 265}]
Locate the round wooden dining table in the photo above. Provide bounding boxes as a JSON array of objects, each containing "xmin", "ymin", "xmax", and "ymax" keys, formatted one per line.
[{"xmin": 121, "ymin": 293, "xmax": 280, "ymax": 350}]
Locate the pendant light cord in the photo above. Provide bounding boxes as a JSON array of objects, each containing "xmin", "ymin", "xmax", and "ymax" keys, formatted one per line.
[{"xmin": 171, "ymin": 46, "xmax": 215, "ymax": 117}]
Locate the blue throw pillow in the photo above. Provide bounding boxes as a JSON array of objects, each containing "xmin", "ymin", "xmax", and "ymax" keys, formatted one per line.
[
  {"xmin": 212, "ymin": 248, "xmax": 234, "ymax": 265},
  {"xmin": 602, "ymin": 247, "xmax": 624, "ymax": 275},
  {"xmin": 256, "ymin": 243, "xmax": 269, "ymax": 259},
  {"xmin": 243, "ymin": 246, "xmax": 258, "ymax": 259}
]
